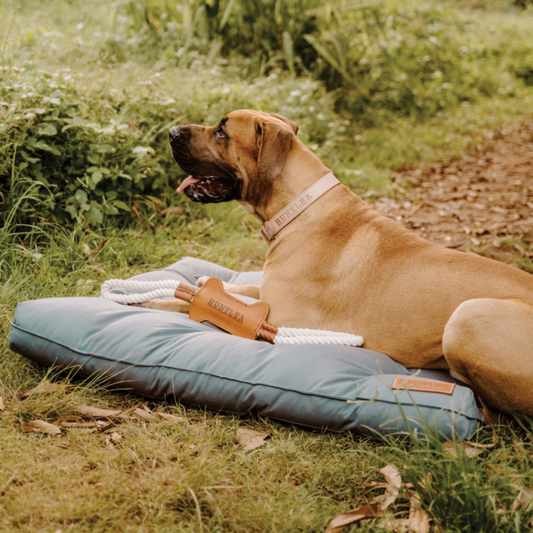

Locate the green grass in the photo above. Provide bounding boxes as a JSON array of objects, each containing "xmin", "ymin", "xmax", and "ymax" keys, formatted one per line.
[{"xmin": 2, "ymin": 0, "xmax": 533, "ymax": 530}]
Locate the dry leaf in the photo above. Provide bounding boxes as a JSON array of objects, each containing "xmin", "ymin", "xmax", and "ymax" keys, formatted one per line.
[
  {"xmin": 377, "ymin": 464, "xmax": 402, "ymax": 511},
  {"xmin": 85, "ymin": 264, "xmax": 107, "ymax": 276},
  {"xmin": 511, "ymin": 487, "xmax": 533, "ymax": 512},
  {"xmin": 76, "ymin": 404, "xmax": 122, "ymax": 418},
  {"xmin": 105, "ymin": 431, "xmax": 123, "ymax": 450},
  {"xmin": 159, "ymin": 206, "xmax": 184, "ymax": 217},
  {"xmin": 465, "ymin": 440, "xmax": 496, "ymax": 449},
  {"xmin": 82, "ymin": 239, "xmax": 107, "ymax": 262},
  {"xmin": 22, "ymin": 382, "xmax": 63, "ymax": 398},
  {"xmin": 132, "ymin": 408, "xmax": 158, "ymax": 422},
  {"xmin": 362, "ymin": 481, "xmax": 388, "ymax": 489},
  {"xmin": 0, "ymin": 397, "xmax": 4, "ymax": 411},
  {"xmin": 82, "ymin": 243, "xmax": 93, "ymax": 259},
  {"xmin": 156, "ymin": 412, "xmax": 184, "ymax": 423},
  {"xmin": 236, "ymin": 428, "xmax": 269, "ymax": 451},
  {"xmin": 325, "ymin": 504, "xmax": 381, "ymax": 533},
  {"xmin": 22, "ymin": 420, "xmax": 61, "ymax": 435},
  {"xmin": 380, "ymin": 518, "xmax": 410, "ymax": 532},
  {"xmin": 408, "ymin": 493, "xmax": 430, "ymax": 533},
  {"xmin": 60, "ymin": 420, "xmax": 98, "ymax": 429},
  {"xmin": 442, "ymin": 441, "xmax": 483, "ymax": 458}
]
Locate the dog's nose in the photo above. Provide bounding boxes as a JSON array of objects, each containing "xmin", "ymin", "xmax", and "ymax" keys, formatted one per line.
[{"xmin": 169, "ymin": 125, "xmax": 184, "ymax": 142}]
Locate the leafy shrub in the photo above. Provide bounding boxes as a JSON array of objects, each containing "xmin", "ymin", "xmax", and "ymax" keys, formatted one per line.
[
  {"xmin": 112, "ymin": 0, "xmax": 528, "ymax": 123},
  {"xmin": 0, "ymin": 61, "xmax": 350, "ymax": 233},
  {"xmin": 0, "ymin": 65, "xmax": 177, "ymax": 230}
]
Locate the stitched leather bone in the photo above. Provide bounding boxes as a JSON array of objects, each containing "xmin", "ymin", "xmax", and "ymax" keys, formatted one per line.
[{"xmin": 183, "ymin": 277, "xmax": 270, "ymax": 340}]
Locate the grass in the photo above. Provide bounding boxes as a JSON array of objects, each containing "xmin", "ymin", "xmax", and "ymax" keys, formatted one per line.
[{"xmin": 2, "ymin": 0, "xmax": 533, "ymax": 530}]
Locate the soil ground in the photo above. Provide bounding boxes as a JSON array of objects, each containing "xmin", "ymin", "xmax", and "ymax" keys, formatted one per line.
[{"xmin": 372, "ymin": 122, "xmax": 533, "ymax": 269}]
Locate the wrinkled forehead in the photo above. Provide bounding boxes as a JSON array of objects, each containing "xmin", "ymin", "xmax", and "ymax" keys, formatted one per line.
[{"xmin": 223, "ymin": 110, "xmax": 290, "ymax": 135}]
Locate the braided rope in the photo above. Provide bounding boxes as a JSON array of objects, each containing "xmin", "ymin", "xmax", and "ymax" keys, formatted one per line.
[
  {"xmin": 100, "ymin": 279, "xmax": 364, "ymax": 347},
  {"xmin": 101, "ymin": 279, "xmax": 181, "ymax": 305},
  {"xmin": 275, "ymin": 327, "xmax": 363, "ymax": 347}
]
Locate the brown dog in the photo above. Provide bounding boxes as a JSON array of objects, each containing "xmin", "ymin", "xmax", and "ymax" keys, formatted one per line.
[{"xmin": 143, "ymin": 109, "xmax": 533, "ymax": 419}]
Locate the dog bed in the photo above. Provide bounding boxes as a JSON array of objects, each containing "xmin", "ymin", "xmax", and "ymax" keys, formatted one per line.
[{"xmin": 9, "ymin": 257, "xmax": 483, "ymax": 439}]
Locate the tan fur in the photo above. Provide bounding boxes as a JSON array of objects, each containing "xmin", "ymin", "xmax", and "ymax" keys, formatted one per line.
[{"xmin": 147, "ymin": 110, "xmax": 533, "ymax": 418}]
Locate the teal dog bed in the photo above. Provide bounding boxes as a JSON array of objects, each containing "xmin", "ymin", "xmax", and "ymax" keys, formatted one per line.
[{"xmin": 9, "ymin": 257, "xmax": 483, "ymax": 439}]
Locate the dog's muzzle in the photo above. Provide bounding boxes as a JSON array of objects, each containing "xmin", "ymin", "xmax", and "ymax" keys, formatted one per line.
[{"xmin": 169, "ymin": 126, "xmax": 241, "ymax": 204}]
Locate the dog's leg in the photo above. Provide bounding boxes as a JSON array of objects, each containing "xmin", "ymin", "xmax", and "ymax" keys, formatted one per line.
[
  {"xmin": 134, "ymin": 277, "xmax": 261, "ymax": 314},
  {"xmin": 196, "ymin": 276, "xmax": 261, "ymax": 300},
  {"xmin": 135, "ymin": 298, "xmax": 191, "ymax": 313},
  {"xmin": 443, "ymin": 298, "xmax": 533, "ymax": 419}
]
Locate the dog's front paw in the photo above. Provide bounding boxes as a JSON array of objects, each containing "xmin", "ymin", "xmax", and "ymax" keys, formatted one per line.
[
  {"xmin": 130, "ymin": 298, "xmax": 191, "ymax": 313},
  {"xmin": 195, "ymin": 275, "xmax": 210, "ymax": 288},
  {"xmin": 131, "ymin": 298, "xmax": 163, "ymax": 309},
  {"xmin": 195, "ymin": 276, "xmax": 237, "ymax": 293}
]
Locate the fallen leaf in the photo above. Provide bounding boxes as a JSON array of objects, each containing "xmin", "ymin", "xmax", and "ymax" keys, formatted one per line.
[
  {"xmin": 0, "ymin": 397, "xmax": 4, "ymax": 411},
  {"xmin": 408, "ymin": 493, "xmax": 430, "ymax": 533},
  {"xmin": 362, "ymin": 481, "xmax": 388, "ymax": 489},
  {"xmin": 59, "ymin": 418, "xmax": 98, "ymax": 429},
  {"xmin": 159, "ymin": 206, "xmax": 184, "ymax": 217},
  {"xmin": 380, "ymin": 517, "xmax": 410, "ymax": 532},
  {"xmin": 22, "ymin": 420, "xmax": 61, "ymax": 435},
  {"xmin": 465, "ymin": 440, "xmax": 496, "ymax": 449},
  {"xmin": 325, "ymin": 505, "xmax": 381, "ymax": 533},
  {"xmin": 511, "ymin": 487, "xmax": 533, "ymax": 512},
  {"xmin": 84, "ymin": 264, "xmax": 107, "ymax": 276},
  {"xmin": 132, "ymin": 408, "xmax": 158, "ymax": 422},
  {"xmin": 104, "ymin": 431, "xmax": 123, "ymax": 450},
  {"xmin": 236, "ymin": 428, "xmax": 269, "ymax": 451},
  {"xmin": 60, "ymin": 420, "xmax": 98, "ymax": 429},
  {"xmin": 105, "ymin": 434, "xmax": 116, "ymax": 450},
  {"xmin": 22, "ymin": 382, "xmax": 63, "ymax": 398},
  {"xmin": 377, "ymin": 464, "xmax": 402, "ymax": 511},
  {"xmin": 442, "ymin": 441, "xmax": 483, "ymax": 458},
  {"xmin": 156, "ymin": 412, "xmax": 184, "ymax": 423},
  {"xmin": 82, "ymin": 243, "xmax": 93, "ymax": 259},
  {"xmin": 486, "ymin": 464, "xmax": 520, "ymax": 483},
  {"xmin": 76, "ymin": 404, "xmax": 122, "ymax": 418},
  {"xmin": 82, "ymin": 239, "xmax": 107, "ymax": 262}
]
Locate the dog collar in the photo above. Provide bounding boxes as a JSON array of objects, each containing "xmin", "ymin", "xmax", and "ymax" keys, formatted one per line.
[{"xmin": 260, "ymin": 172, "xmax": 340, "ymax": 241}]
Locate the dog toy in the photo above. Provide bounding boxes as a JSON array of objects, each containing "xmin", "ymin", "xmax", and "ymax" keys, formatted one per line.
[{"xmin": 101, "ymin": 277, "xmax": 364, "ymax": 347}]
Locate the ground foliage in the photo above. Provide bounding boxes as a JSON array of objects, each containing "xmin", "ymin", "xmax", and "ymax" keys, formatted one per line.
[
  {"xmin": 2, "ymin": 0, "xmax": 533, "ymax": 234},
  {"xmin": 373, "ymin": 122, "xmax": 533, "ymax": 271},
  {"xmin": 2, "ymin": 0, "xmax": 533, "ymax": 531}
]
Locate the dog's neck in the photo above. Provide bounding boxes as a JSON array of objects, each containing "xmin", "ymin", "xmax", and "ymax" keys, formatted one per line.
[{"xmin": 240, "ymin": 139, "xmax": 332, "ymax": 223}]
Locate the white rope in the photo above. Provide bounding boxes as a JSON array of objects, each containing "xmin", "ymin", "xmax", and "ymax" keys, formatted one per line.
[
  {"xmin": 101, "ymin": 279, "xmax": 181, "ymax": 305},
  {"xmin": 100, "ymin": 279, "xmax": 364, "ymax": 347},
  {"xmin": 275, "ymin": 327, "xmax": 364, "ymax": 347}
]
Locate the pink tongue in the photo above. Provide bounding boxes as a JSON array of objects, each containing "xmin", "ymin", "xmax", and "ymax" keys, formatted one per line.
[{"xmin": 177, "ymin": 176, "xmax": 201, "ymax": 194}]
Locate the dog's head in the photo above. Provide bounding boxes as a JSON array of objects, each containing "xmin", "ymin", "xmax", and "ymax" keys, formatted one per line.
[{"xmin": 169, "ymin": 110, "xmax": 299, "ymax": 207}]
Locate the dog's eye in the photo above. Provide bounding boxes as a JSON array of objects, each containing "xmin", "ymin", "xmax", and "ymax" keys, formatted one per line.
[{"xmin": 215, "ymin": 129, "xmax": 226, "ymax": 139}]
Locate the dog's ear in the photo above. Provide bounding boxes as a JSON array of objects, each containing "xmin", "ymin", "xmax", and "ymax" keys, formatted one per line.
[
  {"xmin": 256, "ymin": 120, "xmax": 294, "ymax": 179},
  {"xmin": 269, "ymin": 113, "xmax": 299, "ymax": 135}
]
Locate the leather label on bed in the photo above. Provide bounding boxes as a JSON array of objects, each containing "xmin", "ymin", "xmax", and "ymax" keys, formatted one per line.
[
  {"xmin": 392, "ymin": 377, "xmax": 456, "ymax": 395},
  {"xmin": 189, "ymin": 277, "xmax": 269, "ymax": 340}
]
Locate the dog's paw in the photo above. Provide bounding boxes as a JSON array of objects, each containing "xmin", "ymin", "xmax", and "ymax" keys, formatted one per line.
[
  {"xmin": 195, "ymin": 276, "xmax": 237, "ymax": 293},
  {"xmin": 195, "ymin": 275, "xmax": 210, "ymax": 288},
  {"xmin": 130, "ymin": 299, "xmax": 162, "ymax": 309}
]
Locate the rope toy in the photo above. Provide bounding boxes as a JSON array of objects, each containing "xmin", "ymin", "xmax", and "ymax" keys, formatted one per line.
[{"xmin": 101, "ymin": 278, "xmax": 364, "ymax": 348}]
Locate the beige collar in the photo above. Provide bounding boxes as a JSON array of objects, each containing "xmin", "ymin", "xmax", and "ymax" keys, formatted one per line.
[{"xmin": 260, "ymin": 172, "xmax": 340, "ymax": 241}]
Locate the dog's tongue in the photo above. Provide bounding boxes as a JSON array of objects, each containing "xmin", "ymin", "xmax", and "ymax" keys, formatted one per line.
[{"xmin": 177, "ymin": 176, "xmax": 200, "ymax": 194}]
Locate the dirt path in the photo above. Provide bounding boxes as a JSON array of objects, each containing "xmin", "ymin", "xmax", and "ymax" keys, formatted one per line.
[{"xmin": 372, "ymin": 122, "xmax": 533, "ymax": 258}]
